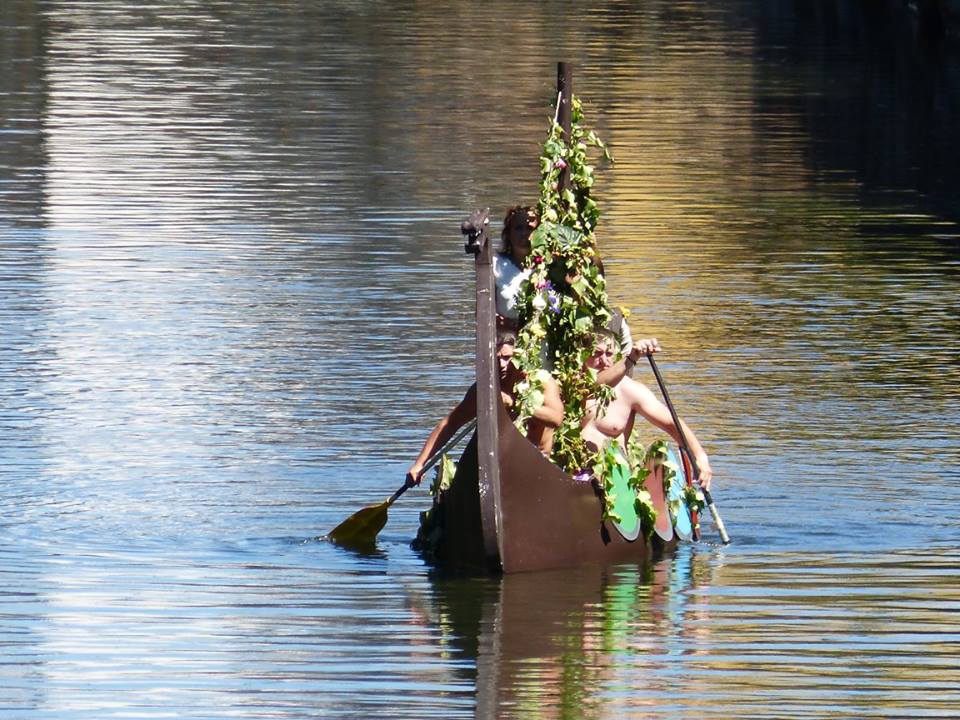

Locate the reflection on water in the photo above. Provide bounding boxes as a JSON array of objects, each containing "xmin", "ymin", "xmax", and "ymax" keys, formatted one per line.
[
  {"xmin": 2, "ymin": 0, "xmax": 959, "ymax": 717},
  {"xmin": 433, "ymin": 548, "xmax": 960, "ymax": 719}
]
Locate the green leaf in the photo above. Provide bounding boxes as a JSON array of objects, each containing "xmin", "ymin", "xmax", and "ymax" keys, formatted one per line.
[
  {"xmin": 543, "ymin": 139, "xmax": 562, "ymax": 156},
  {"xmin": 570, "ymin": 275, "xmax": 590, "ymax": 297},
  {"xmin": 530, "ymin": 224, "xmax": 549, "ymax": 251},
  {"xmin": 574, "ymin": 314, "xmax": 593, "ymax": 333}
]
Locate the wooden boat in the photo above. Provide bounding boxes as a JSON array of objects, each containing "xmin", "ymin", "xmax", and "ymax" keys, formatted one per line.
[
  {"xmin": 419, "ymin": 208, "xmax": 684, "ymax": 575},
  {"xmin": 417, "ymin": 64, "xmax": 705, "ymax": 574}
]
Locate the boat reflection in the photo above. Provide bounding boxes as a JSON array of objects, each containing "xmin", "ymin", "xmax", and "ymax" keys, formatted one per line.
[{"xmin": 423, "ymin": 547, "xmax": 718, "ymax": 717}]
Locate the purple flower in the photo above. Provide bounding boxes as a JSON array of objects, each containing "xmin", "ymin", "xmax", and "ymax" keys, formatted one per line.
[
  {"xmin": 573, "ymin": 469, "xmax": 592, "ymax": 483},
  {"xmin": 547, "ymin": 290, "xmax": 560, "ymax": 313}
]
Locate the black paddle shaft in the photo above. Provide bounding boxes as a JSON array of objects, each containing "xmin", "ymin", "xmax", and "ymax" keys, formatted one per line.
[{"xmin": 646, "ymin": 353, "xmax": 731, "ymax": 544}]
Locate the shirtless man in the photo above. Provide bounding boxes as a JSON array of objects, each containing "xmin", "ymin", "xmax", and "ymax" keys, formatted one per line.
[
  {"xmin": 406, "ymin": 332, "xmax": 564, "ymax": 487},
  {"xmin": 582, "ymin": 330, "xmax": 713, "ymax": 489}
]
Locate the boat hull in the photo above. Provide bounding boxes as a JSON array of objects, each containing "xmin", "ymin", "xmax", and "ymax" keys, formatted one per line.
[{"xmin": 436, "ymin": 400, "xmax": 677, "ymax": 574}]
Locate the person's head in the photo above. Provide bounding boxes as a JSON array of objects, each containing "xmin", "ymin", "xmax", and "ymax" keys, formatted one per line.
[
  {"xmin": 496, "ymin": 330, "xmax": 517, "ymax": 380},
  {"xmin": 500, "ymin": 205, "xmax": 539, "ymax": 263},
  {"xmin": 586, "ymin": 328, "xmax": 618, "ymax": 372}
]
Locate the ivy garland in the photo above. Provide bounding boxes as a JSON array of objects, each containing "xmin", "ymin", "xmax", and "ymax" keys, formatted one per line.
[
  {"xmin": 508, "ymin": 93, "xmax": 705, "ymax": 534},
  {"xmin": 624, "ymin": 437, "xmax": 657, "ymax": 538},
  {"xmin": 511, "ymin": 95, "xmax": 616, "ymax": 474}
]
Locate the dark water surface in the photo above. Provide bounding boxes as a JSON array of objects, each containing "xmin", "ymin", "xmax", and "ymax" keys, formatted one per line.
[{"xmin": 2, "ymin": 2, "xmax": 959, "ymax": 718}]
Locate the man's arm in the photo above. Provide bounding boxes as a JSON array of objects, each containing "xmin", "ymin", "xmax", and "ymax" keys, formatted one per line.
[
  {"xmin": 624, "ymin": 378, "xmax": 714, "ymax": 489},
  {"xmin": 524, "ymin": 375, "xmax": 564, "ymax": 457},
  {"xmin": 530, "ymin": 374, "xmax": 564, "ymax": 427},
  {"xmin": 406, "ymin": 384, "xmax": 478, "ymax": 486}
]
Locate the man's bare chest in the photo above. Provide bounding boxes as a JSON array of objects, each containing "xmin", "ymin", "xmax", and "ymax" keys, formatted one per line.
[{"xmin": 587, "ymin": 399, "xmax": 632, "ymax": 438}]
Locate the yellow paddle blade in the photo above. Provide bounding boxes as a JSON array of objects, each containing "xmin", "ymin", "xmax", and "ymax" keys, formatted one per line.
[{"xmin": 328, "ymin": 500, "xmax": 391, "ymax": 545}]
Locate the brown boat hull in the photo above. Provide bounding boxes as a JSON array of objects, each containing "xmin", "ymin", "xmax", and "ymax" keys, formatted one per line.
[{"xmin": 436, "ymin": 400, "xmax": 677, "ymax": 574}]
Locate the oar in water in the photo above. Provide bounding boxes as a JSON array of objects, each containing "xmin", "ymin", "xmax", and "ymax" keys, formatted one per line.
[
  {"xmin": 646, "ymin": 353, "xmax": 731, "ymax": 544},
  {"xmin": 327, "ymin": 418, "xmax": 478, "ymax": 546}
]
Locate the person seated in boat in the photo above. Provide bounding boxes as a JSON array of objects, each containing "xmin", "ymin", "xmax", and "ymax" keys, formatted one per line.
[
  {"xmin": 582, "ymin": 329, "xmax": 714, "ymax": 490},
  {"xmin": 496, "ymin": 204, "xmax": 618, "ymax": 330},
  {"xmin": 494, "ymin": 205, "xmax": 537, "ymax": 331},
  {"xmin": 405, "ymin": 331, "xmax": 564, "ymax": 487},
  {"xmin": 496, "ymin": 204, "xmax": 656, "ymax": 383}
]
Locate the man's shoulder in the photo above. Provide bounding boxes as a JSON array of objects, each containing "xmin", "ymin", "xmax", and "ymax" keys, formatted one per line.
[
  {"xmin": 616, "ymin": 375, "xmax": 651, "ymax": 400},
  {"xmin": 533, "ymin": 368, "xmax": 557, "ymax": 386}
]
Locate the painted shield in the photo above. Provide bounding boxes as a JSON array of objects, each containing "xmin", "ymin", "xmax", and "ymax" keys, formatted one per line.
[
  {"xmin": 607, "ymin": 456, "xmax": 642, "ymax": 542},
  {"xmin": 665, "ymin": 445, "xmax": 694, "ymax": 541}
]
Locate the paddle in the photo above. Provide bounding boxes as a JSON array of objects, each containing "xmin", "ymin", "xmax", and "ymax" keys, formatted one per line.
[
  {"xmin": 327, "ymin": 418, "xmax": 478, "ymax": 546},
  {"xmin": 646, "ymin": 353, "xmax": 731, "ymax": 544}
]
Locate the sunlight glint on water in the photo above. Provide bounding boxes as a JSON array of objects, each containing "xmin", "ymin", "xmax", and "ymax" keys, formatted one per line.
[{"xmin": 1, "ymin": 1, "xmax": 958, "ymax": 718}]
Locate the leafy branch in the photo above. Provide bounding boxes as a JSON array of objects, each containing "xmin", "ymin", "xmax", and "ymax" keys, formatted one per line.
[{"xmin": 512, "ymin": 95, "xmax": 614, "ymax": 473}]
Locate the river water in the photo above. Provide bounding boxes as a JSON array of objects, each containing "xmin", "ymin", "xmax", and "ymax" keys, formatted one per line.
[{"xmin": 2, "ymin": 2, "xmax": 959, "ymax": 718}]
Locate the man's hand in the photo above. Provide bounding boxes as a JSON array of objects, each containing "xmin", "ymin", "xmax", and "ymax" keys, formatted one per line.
[
  {"xmin": 628, "ymin": 337, "xmax": 661, "ymax": 362},
  {"xmin": 695, "ymin": 455, "xmax": 713, "ymax": 491},
  {"xmin": 405, "ymin": 465, "xmax": 423, "ymax": 487}
]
